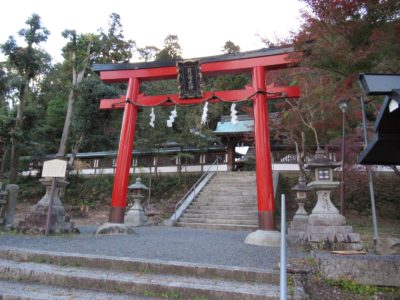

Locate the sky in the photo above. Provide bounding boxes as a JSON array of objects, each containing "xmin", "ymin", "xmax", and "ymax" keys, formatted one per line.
[{"xmin": 0, "ymin": 0, "xmax": 306, "ymax": 63}]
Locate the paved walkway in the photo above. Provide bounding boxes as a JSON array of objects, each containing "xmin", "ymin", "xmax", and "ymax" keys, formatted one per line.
[{"xmin": 0, "ymin": 225, "xmax": 305, "ymax": 269}]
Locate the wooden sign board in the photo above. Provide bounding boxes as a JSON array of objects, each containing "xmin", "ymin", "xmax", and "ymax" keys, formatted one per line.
[
  {"xmin": 177, "ymin": 60, "xmax": 202, "ymax": 99},
  {"xmin": 42, "ymin": 159, "xmax": 67, "ymax": 178}
]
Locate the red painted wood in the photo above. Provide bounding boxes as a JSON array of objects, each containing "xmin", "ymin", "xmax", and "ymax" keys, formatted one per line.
[
  {"xmin": 99, "ymin": 86, "xmax": 300, "ymax": 109},
  {"xmin": 99, "ymin": 53, "xmax": 299, "ymax": 83},
  {"xmin": 253, "ymin": 66, "xmax": 275, "ymax": 216},
  {"xmin": 110, "ymin": 77, "xmax": 139, "ymax": 215}
]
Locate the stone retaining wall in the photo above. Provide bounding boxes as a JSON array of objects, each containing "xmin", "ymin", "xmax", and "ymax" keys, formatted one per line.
[{"xmin": 314, "ymin": 252, "xmax": 400, "ymax": 287}]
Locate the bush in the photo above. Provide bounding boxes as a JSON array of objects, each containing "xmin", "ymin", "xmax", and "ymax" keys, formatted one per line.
[
  {"xmin": 16, "ymin": 176, "xmax": 45, "ymax": 202},
  {"xmin": 279, "ymin": 170, "xmax": 400, "ymax": 220},
  {"xmin": 15, "ymin": 173, "xmax": 201, "ymax": 210},
  {"xmin": 346, "ymin": 170, "xmax": 400, "ymax": 219}
]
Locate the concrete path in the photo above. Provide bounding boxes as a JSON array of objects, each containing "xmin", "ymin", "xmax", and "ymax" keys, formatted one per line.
[
  {"xmin": 0, "ymin": 226, "xmax": 307, "ymax": 299},
  {"xmin": 0, "ymin": 225, "xmax": 305, "ymax": 269}
]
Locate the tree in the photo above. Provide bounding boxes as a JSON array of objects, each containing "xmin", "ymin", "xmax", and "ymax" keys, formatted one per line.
[
  {"xmin": 58, "ymin": 13, "xmax": 134, "ymax": 165},
  {"xmin": 0, "ymin": 14, "xmax": 50, "ymax": 183},
  {"xmin": 68, "ymin": 76, "xmax": 120, "ymax": 166},
  {"xmin": 137, "ymin": 46, "xmax": 159, "ymax": 62},
  {"xmin": 97, "ymin": 13, "xmax": 136, "ymax": 63},
  {"xmin": 292, "ymin": 0, "xmax": 400, "ymax": 174},
  {"xmin": 295, "ymin": 0, "xmax": 400, "ymax": 94},
  {"xmin": 57, "ymin": 30, "xmax": 95, "ymax": 159},
  {"xmin": 155, "ymin": 35, "xmax": 182, "ymax": 61},
  {"xmin": 222, "ymin": 40, "xmax": 241, "ymax": 54}
]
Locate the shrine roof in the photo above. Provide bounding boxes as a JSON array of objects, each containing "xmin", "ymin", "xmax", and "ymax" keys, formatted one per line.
[
  {"xmin": 93, "ymin": 46, "xmax": 294, "ymax": 73},
  {"xmin": 214, "ymin": 115, "xmax": 254, "ymax": 135}
]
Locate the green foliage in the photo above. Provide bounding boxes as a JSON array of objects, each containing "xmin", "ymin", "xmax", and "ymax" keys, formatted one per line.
[
  {"xmin": 14, "ymin": 173, "xmax": 201, "ymax": 209},
  {"xmin": 16, "ymin": 176, "xmax": 45, "ymax": 201},
  {"xmin": 324, "ymin": 277, "xmax": 400, "ymax": 297},
  {"xmin": 222, "ymin": 40, "xmax": 241, "ymax": 54},
  {"xmin": 63, "ymin": 175, "xmax": 114, "ymax": 207},
  {"xmin": 97, "ymin": 13, "xmax": 136, "ymax": 63},
  {"xmin": 155, "ymin": 34, "xmax": 182, "ymax": 61},
  {"xmin": 2, "ymin": 14, "xmax": 50, "ymax": 79},
  {"xmin": 71, "ymin": 75, "xmax": 121, "ymax": 152},
  {"xmin": 1, "ymin": 13, "xmax": 51, "ymax": 183},
  {"xmin": 345, "ymin": 171, "xmax": 400, "ymax": 219}
]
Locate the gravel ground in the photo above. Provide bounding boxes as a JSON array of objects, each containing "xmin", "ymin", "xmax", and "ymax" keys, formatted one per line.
[{"xmin": 0, "ymin": 226, "xmax": 305, "ymax": 269}]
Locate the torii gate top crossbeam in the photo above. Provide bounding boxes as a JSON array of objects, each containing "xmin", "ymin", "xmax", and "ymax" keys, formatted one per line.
[{"xmin": 93, "ymin": 46, "xmax": 299, "ymax": 83}]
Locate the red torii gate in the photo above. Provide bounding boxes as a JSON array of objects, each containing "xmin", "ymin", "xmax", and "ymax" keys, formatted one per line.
[{"xmin": 93, "ymin": 47, "xmax": 300, "ymax": 238}]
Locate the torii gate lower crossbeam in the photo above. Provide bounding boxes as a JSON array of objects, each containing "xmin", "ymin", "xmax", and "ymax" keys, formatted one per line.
[{"xmin": 93, "ymin": 47, "xmax": 301, "ymax": 242}]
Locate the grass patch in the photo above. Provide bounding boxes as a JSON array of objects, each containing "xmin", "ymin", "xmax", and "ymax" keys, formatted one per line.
[{"xmin": 324, "ymin": 278, "xmax": 400, "ymax": 297}]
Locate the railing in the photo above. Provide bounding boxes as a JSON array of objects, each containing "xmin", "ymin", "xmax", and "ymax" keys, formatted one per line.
[{"xmin": 170, "ymin": 158, "xmax": 220, "ymax": 222}]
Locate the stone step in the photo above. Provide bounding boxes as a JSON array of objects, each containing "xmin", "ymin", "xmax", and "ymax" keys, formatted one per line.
[
  {"xmin": 208, "ymin": 181, "xmax": 256, "ymax": 186},
  {"xmin": 195, "ymin": 197, "xmax": 257, "ymax": 204},
  {"xmin": 179, "ymin": 217, "xmax": 258, "ymax": 226},
  {"xmin": 199, "ymin": 191, "xmax": 257, "ymax": 197},
  {"xmin": 214, "ymin": 173, "xmax": 256, "ymax": 178},
  {"xmin": 0, "ymin": 279, "xmax": 145, "ymax": 300},
  {"xmin": 189, "ymin": 204, "xmax": 257, "ymax": 210},
  {"xmin": 0, "ymin": 248, "xmax": 282, "ymax": 300},
  {"xmin": 0, "ymin": 248, "xmax": 279, "ymax": 284},
  {"xmin": 179, "ymin": 214, "xmax": 257, "ymax": 222},
  {"xmin": 214, "ymin": 171, "xmax": 256, "ymax": 176},
  {"xmin": 176, "ymin": 222, "xmax": 258, "ymax": 231},
  {"xmin": 182, "ymin": 213, "xmax": 258, "ymax": 220},
  {"xmin": 185, "ymin": 208, "xmax": 258, "ymax": 214}
]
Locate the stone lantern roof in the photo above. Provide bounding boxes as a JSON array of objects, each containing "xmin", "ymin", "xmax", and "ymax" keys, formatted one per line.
[
  {"xmin": 305, "ymin": 148, "xmax": 341, "ymax": 170},
  {"xmin": 128, "ymin": 178, "xmax": 149, "ymax": 192},
  {"xmin": 292, "ymin": 176, "xmax": 311, "ymax": 192}
]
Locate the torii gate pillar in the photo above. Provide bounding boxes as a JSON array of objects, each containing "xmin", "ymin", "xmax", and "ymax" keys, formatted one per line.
[{"xmin": 244, "ymin": 66, "xmax": 281, "ymax": 246}]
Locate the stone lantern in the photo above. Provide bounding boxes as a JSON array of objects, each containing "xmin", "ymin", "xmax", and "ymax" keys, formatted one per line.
[
  {"xmin": 303, "ymin": 148, "xmax": 362, "ymax": 250},
  {"xmin": 288, "ymin": 175, "xmax": 310, "ymax": 243},
  {"xmin": 125, "ymin": 178, "xmax": 149, "ymax": 226}
]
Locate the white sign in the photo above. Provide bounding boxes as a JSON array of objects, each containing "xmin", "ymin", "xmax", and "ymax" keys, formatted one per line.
[{"xmin": 42, "ymin": 159, "xmax": 67, "ymax": 178}]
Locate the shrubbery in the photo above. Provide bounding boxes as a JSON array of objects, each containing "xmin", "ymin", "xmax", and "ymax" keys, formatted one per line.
[
  {"xmin": 279, "ymin": 170, "xmax": 400, "ymax": 220},
  {"xmin": 16, "ymin": 173, "xmax": 201, "ymax": 210}
]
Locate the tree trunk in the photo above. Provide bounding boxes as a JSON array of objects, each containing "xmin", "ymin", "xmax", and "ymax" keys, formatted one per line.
[
  {"xmin": 57, "ymin": 41, "xmax": 90, "ymax": 158},
  {"xmin": 0, "ymin": 148, "xmax": 9, "ymax": 179},
  {"xmin": 67, "ymin": 133, "xmax": 85, "ymax": 169},
  {"xmin": 9, "ymin": 83, "xmax": 26, "ymax": 184},
  {"xmin": 58, "ymin": 89, "xmax": 74, "ymax": 157}
]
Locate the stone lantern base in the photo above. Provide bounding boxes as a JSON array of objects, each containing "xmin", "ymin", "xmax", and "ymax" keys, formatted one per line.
[
  {"xmin": 301, "ymin": 187, "xmax": 362, "ymax": 250},
  {"xmin": 287, "ymin": 202, "xmax": 308, "ymax": 245},
  {"xmin": 17, "ymin": 178, "xmax": 78, "ymax": 234},
  {"xmin": 125, "ymin": 197, "xmax": 148, "ymax": 227}
]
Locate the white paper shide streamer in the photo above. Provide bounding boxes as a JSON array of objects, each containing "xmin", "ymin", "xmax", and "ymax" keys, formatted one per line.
[
  {"xmin": 230, "ymin": 103, "xmax": 238, "ymax": 125},
  {"xmin": 149, "ymin": 108, "xmax": 155, "ymax": 128},
  {"xmin": 201, "ymin": 102, "xmax": 208, "ymax": 125},
  {"xmin": 167, "ymin": 106, "xmax": 177, "ymax": 127}
]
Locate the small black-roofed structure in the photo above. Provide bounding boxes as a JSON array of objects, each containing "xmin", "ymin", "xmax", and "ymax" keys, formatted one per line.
[{"xmin": 358, "ymin": 73, "xmax": 400, "ymax": 165}]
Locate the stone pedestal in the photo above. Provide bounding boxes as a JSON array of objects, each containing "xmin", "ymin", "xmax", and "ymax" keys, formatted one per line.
[
  {"xmin": 244, "ymin": 229, "xmax": 281, "ymax": 247},
  {"xmin": 95, "ymin": 222, "xmax": 135, "ymax": 235},
  {"xmin": 18, "ymin": 178, "xmax": 78, "ymax": 234},
  {"xmin": 0, "ymin": 184, "xmax": 19, "ymax": 227},
  {"xmin": 287, "ymin": 202, "xmax": 308, "ymax": 244},
  {"xmin": 125, "ymin": 195, "xmax": 147, "ymax": 227},
  {"xmin": 303, "ymin": 181, "xmax": 362, "ymax": 250}
]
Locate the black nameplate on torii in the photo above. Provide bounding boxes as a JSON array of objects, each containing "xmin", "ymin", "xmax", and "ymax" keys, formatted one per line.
[{"xmin": 177, "ymin": 60, "xmax": 202, "ymax": 99}]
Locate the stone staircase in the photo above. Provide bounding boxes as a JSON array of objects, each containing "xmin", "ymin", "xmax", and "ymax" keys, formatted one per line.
[
  {"xmin": 177, "ymin": 171, "xmax": 259, "ymax": 231},
  {"xmin": 0, "ymin": 247, "xmax": 307, "ymax": 299}
]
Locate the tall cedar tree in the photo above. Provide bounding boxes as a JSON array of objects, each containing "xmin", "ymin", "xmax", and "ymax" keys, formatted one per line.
[{"xmin": 1, "ymin": 14, "xmax": 50, "ymax": 183}]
